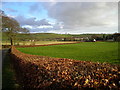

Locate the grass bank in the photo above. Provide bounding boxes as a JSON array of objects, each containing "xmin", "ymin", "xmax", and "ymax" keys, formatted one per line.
[{"xmin": 2, "ymin": 49, "xmax": 21, "ymax": 89}]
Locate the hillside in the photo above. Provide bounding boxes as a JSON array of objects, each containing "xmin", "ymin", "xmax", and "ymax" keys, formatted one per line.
[
  {"xmin": 2, "ymin": 33, "xmax": 71, "ymax": 41},
  {"xmin": 2, "ymin": 32, "xmax": 112, "ymax": 44}
]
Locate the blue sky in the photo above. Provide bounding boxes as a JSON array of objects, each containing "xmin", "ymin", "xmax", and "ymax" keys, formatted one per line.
[
  {"xmin": 1, "ymin": 2, "xmax": 118, "ymax": 34},
  {"xmin": 2, "ymin": 2, "xmax": 51, "ymax": 21}
]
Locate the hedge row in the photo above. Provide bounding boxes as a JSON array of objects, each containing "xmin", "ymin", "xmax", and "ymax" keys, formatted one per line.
[{"xmin": 10, "ymin": 46, "xmax": 120, "ymax": 89}]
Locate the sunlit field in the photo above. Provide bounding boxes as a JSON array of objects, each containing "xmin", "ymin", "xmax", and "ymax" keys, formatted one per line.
[
  {"xmin": 17, "ymin": 42, "xmax": 119, "ymax": 64},
  {"xmin": 2, "ymin": 41, "xmax": 76, "ymax": 45}
]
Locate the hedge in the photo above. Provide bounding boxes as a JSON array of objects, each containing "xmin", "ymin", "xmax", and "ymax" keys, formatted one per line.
[{"xmin": 10, "ymin": 46, "xmax": 120, "ymax": 89}]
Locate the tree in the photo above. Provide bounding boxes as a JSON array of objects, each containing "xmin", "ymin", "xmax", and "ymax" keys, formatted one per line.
[
  {"xmin": 2, "ymin": 15, "xmax": 21, "ymax": 45},
  {"xmin": 112, "ymin": 33, "xmax": 120, "ymax": 41},
  {"xmin": 103, "ymin": 34, "xmax": 106, "ymax": 41},
  {"xmin": 91, "ymin": 35, "xmax": 97, "ymax": 39}
]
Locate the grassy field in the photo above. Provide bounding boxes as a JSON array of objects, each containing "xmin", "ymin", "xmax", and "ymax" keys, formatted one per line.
[{"xmin": 17, "ymin": 42, "xmax": 119, "ymax": 64}]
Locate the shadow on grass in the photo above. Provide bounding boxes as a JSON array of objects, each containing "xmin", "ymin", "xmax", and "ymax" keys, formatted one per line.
[{"xmin": 2, "ymin": 49, "xmax": 22, "ymax": 90}]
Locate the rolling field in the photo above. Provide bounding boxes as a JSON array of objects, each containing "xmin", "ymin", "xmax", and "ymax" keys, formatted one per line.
[{"xmin": 17, "ymin": 42, "xmax": 119, "ymax": 64}]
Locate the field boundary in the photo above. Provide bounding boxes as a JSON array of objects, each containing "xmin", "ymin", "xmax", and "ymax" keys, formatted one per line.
[
  {"xmin": 15, "ymin": 42, "xmax": 80, "ymax": 48},
  {"xmin": 10, "ymin": 45, "xmax": 120, "ymax": 89},
  {"xmin": 2, "ymin": 42, "xmax": 80, "ymax": 48}
]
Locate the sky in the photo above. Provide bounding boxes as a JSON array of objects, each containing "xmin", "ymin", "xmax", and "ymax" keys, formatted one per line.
[{"xmin": 1, "ymin": 1, "xmax": 118, "ymax": 34}]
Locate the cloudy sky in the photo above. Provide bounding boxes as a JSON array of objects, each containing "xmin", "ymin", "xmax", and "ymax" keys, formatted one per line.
[{"xmin": 2, "ymin": 2, "xmax": 118, "ymax": 34}]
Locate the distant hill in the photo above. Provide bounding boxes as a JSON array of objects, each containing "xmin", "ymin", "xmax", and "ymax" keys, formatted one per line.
[
  {"xmin": 2, "ymin": 32, "xmax": 71, "ymax": 41},
  {"xmin": 2, "ymin": 32, "xmax": 112, "ymax": 42}
]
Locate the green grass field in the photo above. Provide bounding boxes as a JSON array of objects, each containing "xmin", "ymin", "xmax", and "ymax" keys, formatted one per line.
[{"xmin": 17, "ymin": 42, "xmax": 119, "ymax": 64}]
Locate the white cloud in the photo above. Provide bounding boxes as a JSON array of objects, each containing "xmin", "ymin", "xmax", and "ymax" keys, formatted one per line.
[
  {"xmin": 43, "ymin": 2, "xmax": 118, "ymax": 33},
  {"xmin": 7, "ymin": 14, "xmax": 16, "ymax": 18},
  {"xmin": 6, "ymin": 2, "xmax": 118, "ymax": 34},
  {"xmin": 37, "ymin": 25, "xmax": 53, "ymax": 28},
  {"xmin": 22, "ymin": 25, "xmax": 33, "ymax": 29}
]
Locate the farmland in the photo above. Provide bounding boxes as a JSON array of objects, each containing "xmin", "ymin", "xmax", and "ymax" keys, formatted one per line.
[
  {"xmin": 2, "ymin": 32, "xmax": 113, "ymax": 45},
  {"xmin": 2, "ymin": 32, "xmax": 106, "ymax": 42},
  {"xmin": 2, "ymin": 2, "xmax": 120, "ymax": 89},
  {"xmin": 11, "ymin": 45, "xmax": 120, "ymax": 89},
  {"xmin": 17, "ymin": 42, "xmax": 119, "ymax": 64},
  {"xmin": 2, "ymin": 41, "xmax": 76, "ymax": 46}
]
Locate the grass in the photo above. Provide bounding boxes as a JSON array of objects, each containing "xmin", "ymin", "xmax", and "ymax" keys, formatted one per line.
[
  {"xmin": 2, "ymin": 32, "xmax": 72, "ymax": 42},
  {"xmin": 2, "ymin": 49, "xmax": 21, "ymax": 89},
  {"xmin": 17, "ymin": 42, "xmax": 119, "ymax": 64},
  {"xmin": 2, "ymin": 32, "xmax": 112, "ymax": 43}
]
